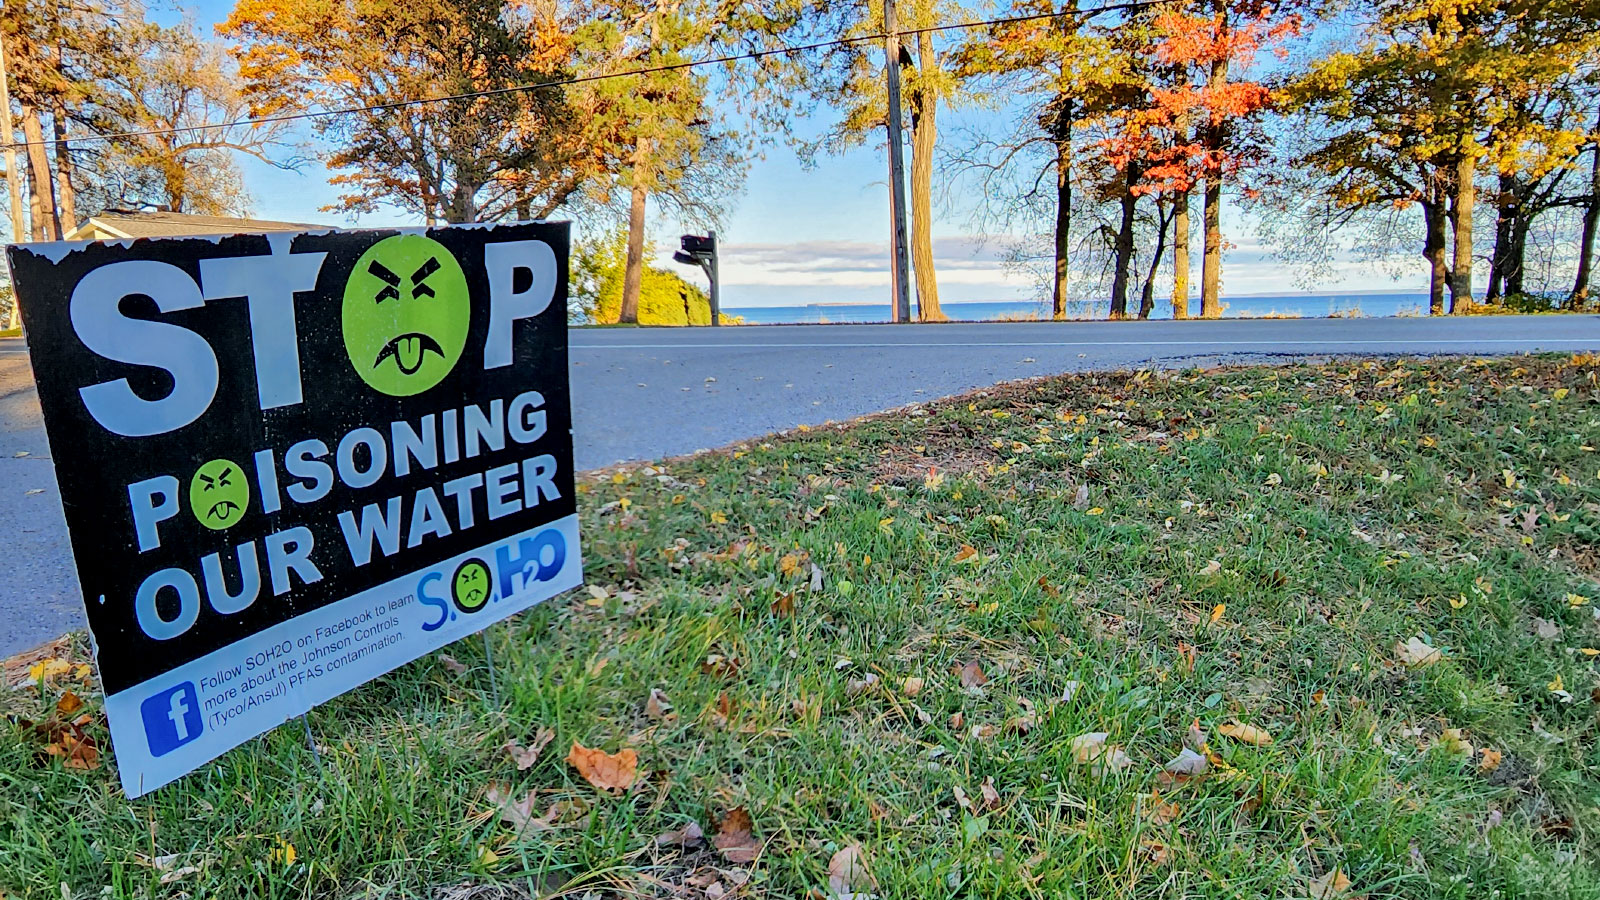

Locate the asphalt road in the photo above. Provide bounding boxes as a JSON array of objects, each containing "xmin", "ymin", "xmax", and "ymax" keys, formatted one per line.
[{"xmin": 6, "ymin": 313, "xmax": 1600, "ymax": 656}]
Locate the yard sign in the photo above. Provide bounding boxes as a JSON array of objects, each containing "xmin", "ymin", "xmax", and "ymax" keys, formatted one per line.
[{"xmin": 6, "ymin": 223, "xmax": 582, "ymax": 797}]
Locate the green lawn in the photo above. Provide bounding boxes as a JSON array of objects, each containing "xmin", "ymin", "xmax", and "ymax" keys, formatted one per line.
[{"xmin": 5, "ymin": 355, "xmax": 1600, "ymax": 899}]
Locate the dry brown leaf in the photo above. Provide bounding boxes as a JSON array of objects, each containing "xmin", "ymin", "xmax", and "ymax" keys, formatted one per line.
[
  {"xmin": 827, "ymin": 843, "xmax": 876, "ymax": 898},
  {"xmin": 55, "ymin": 691, "xmax": 84, "ymax": 716},
  {"xmin": 1198, "ymin": 559, "xmax": 1222, "ymax": 577},
  {"xmin": 1308, "ymin": 868, "xmax": 1352, "ymax": 899},
  {"xmin": 1073, "ymin": 484, "xmax": 1090, "ymax": 509},
  {"xmin": 979, "ymin": 776, "xmax": 1001, "ymax": 810},
  {"xmin": 847, "ymin": 673, "xmax": 880, "ymax": 696},
  {"xmin": 712, "ymin": 806, "xmax": 761, "ymax": 863},
  {"xmin": 953, "ymin": 544, "xmax": 980, "ymax": 565},
  {"xmin": 1395, "ymin": 636, "xmax": 1442, "ymax": 667},
  {"xmin": 485, "ymin": 783, "xmax": 555, "ymax": 835},
  {"xmin": 901, "ymin": 676, "xmax": 925, "ymax": 697},
  {"xmin": 1143, "ymin": 791, "xmax": 1181, "ymax": 826},
  {"xmin": 645, "ymin": 688, "xmax": 676, "ymax": 722},
  {"xmin": 1532, "ymin": 617, "xmax": 1562, "ymax": 641},
  {"xmin": 438, "ymin": 654, "xmax": 468, "ymax": 676},
  {"xmin": 566, "ymin": 741, "xmax": 638, "ymax": 793},
  {"xmin": 771, "ymin": 591, "xmax": 796, "ymax": 617},
  {"xmin": 1140, "ymin": 839, "xmax": 1171, "ymax": 865},
  {"xmin": 654, "ymin": 820, "xmax": 705, "ymax": 849},
  {"xmin": 1218, "ymin": 720, "xmax": 1274, "ymax": 747},
  {"xmin": 1070, "ymin": 732, "xmax": 1132, "ymax": 775},
  {"xmin": 504, "ymin": 728, "xmax": 555, "ymax": 771},
  {"xmin": 1479, "ymin": 748, "xmax": 1504, "ymax": 773},
  {"xmin": 957, "ymin": 660, "xmax": 988, "ymax": 690}
]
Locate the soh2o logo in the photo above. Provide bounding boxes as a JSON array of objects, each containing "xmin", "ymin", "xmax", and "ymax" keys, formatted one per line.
[{"xmin": 417, "ymin": 527, "xmax": 567, "ymax": 631}]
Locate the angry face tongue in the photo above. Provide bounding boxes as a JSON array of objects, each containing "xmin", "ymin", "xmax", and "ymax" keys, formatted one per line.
[{"xmin": 375, "ymin": 332, "xmax": 445, "ymax": 376}]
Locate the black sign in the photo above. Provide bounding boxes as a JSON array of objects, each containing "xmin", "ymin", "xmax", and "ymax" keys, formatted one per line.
[{"xmin": 7, "ymin": 223, "xmax": 583, "ymax": 796}]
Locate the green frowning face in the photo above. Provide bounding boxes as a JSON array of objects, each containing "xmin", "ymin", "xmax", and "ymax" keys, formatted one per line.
[
  {"xmin": 190, "ymin": 458, "xmax": 249, "ymax": 530},
  {"xmin": 452, "ymin": 558, "xmax": 492, "ymax": 613},
  {"xmin": 343, "ymin": 234, "xmax": 470, "ymax": 396}
]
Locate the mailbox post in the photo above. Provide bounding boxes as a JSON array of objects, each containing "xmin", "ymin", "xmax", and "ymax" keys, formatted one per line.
[{"xmin": 672, "ymin": 231, "xmax": 720, "ymax": 326}]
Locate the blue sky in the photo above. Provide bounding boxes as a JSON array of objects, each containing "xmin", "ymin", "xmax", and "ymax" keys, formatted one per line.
[{"xmin": 159, "ymin": 0, "xmax": 1425, "ymax": 309}]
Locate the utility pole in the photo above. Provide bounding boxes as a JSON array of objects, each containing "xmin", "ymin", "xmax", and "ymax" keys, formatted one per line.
[{"xmin": 883, "ymin": 0, "xmax": 912, "ymax": 323}]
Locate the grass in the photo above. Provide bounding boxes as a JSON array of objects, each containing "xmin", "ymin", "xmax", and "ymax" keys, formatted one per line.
[
  {"xmin": 5, "ymin": 354, "xmax": 1600, "ymax": 899},
  {"xmin": 0, "ymin": 327, "xmax": 20, "ymax": 339}
]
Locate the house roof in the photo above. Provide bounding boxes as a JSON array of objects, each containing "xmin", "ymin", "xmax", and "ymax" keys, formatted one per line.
[{"xmin": 65, "ymin": 209, "xmax": 325, "ymax": 240}]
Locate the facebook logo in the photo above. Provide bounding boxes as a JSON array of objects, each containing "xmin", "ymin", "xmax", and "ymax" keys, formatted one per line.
[{"xmin": 140, "ymin": 682, "xmax": 203, "ymax": 757}]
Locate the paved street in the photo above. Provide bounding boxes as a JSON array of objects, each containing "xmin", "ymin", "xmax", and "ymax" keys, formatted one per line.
[{"xmin": 6, "ymin": 313, "xmax": 1600, "ymax": 655}]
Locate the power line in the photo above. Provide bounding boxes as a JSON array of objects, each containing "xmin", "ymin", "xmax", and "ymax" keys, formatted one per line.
[{"xmin": 1, "ymin": 0, "xmax": 1177, "ymax": 152}]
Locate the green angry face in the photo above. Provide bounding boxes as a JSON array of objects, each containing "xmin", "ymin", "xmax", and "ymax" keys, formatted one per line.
[
  {"xmin": 190, "ymin": 458, "xmax": 249, "ymax": 530},
  {"xmin": 452, "ymin": 558, "xmax": 493, "ymax": 613},
  {"xmin": 343, "ymin": 234, "xmax": 470, "ymax": 396}
]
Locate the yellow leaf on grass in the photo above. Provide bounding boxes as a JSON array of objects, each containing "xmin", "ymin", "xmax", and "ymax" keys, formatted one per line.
[
  {"xmin": 878, "ymin": 517, "xmax": 895, "ymax": 534},
  {"xmin": 710, "ymin": 510, "xmax": 728, "ymax": 524},
  {"xmin": 1479, "ymin": 748, "xmax": 1504, "ymax": 773},
  {"xmin": 1565, "ymin": 593, "xmax": 1589, "ymax": 607},
  {"xmin": 1218, "ymin": 720, "xmax": 1273, "ymax": 746},
  {"xmin": 27, "ymin": 659, "xmax": 71, "ymax": 682},
  {"xmin": 1554, "ymin": 388, "xmax": 1570, "ymax": 400},
  {"xmin": 1086, "ymin": 507, "xmax": 1105, "ymax": 516},
  {"xmin": 268, "ymin": 838, "xmax": 297, "ymax": 866},
  {"xmin": 566, "ymin": 741, "xmax": 638, "ymax": 793},
  {"xmin": 953, "ymin": 544, "xmax": 980, "ymax": 565},
  {"xmin": 1449, "ymin": 594, "xmax": 1469, "ymax": 610},
  {"xmin": 1209, "ymin": 604, "xmax": 1226, "ymax": 624}
]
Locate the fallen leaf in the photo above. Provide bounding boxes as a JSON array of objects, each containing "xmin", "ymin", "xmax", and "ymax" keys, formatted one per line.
[
  {"xmin": 847, "ymin": 673, "xmax": 880, "ymax": 696},
  {"xmin": 1070, "ymin": 732, "xmax": 1132, "ymax": 775},
  {"xmin": 1218, "ymin": 720, "xmax": 1273, "ymax": 746},
  {"xmin": 1073, "ymin": 484, "xmax": 1091, "ymax": 509},
  {"xmin": 1142, "ymin": 790, "xmax": 1181, "ymax": 825},
  {"xmin": 1209, "ymin": 604, "xmax": 1226, "ymax": 624},
  {"xmin": 1140, "ymin": 839, "xmax": 1171, "ymax": 865},
  {"xmin": 504, "ymin": 728, "xmax": 555, "ymax": 770},
  {"xmin": 1198, "ymin": 560, "xmax": 1222, "ymax": 577},
  {"xmin": 957, "ymin": 660, "xmax": 988, "ymax": 690},
  {"xmin": 1479, "ymin": 748, "xmax": 1504, "ymax": 773},
  {"xmin": 771, "ymin": 591, "xmax": 796, "ymax": 617},
  {"xmin": 952, "ymin": 544, "xmax": 980, "ymax": 565},
  {"xmin": 654, "ymin": 820, "xmax": 705, "ymax": 849},
  {"xmin": 485, "ymin": 783, "xmax": 554, "ymax": 835},
  {"xmin": 979, "ymin": 776, "xmax": 1001, "ymax": 810},
  {"xmin": 566, "ymin": 741, "xmax": 638, "ymax": 793},
  {"xmin": 268, "ymin": 837, "xmax": 297, "ymax": 867},
  {"xmin": 1395, "ymin": 636, "xmax": 1442, "ymax": 667},
  {"xmin": 1533, "ymin": 617, "xmax": 1562, "ymax": 640},
  {"xmin": 439, "ymin": 654, "xmax": 468, "ymax": 676},
  {"xmin": 645, "ymin": 688, "xmax": 676, "ymax": 721},
  {"xmin": 1308, "ymin": 868, "xmax": 1351, "ymax": 899},
  {"xmin": 1164, "ymin": 747, "xmax": 1210, "ymax": 778},
  {"xmin": 55, "ymin": 691, "xmax": 84, "ymax": 716},
  {"xmin": 901, "ymin": 676, "xmax": 925, "ymax": 697},
  {"xmin": 712, "ymin": 806, "xmax": 761, "ymax": 863},
  {"xmin": 1437, "ymin": 728, "xmax": 1473, "ymax": 757},
  {"xmin": 827, "ymin": 843, "xmax": 876, "ymax": 898}
]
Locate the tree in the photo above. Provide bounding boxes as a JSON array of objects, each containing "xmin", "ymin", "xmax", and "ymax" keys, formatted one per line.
[
  {"xmin": 798, "ymin": 0, "xmax": 964, "ymax": 321},
  {"xmin": 575, "ymin": 227, "xmax": 723, "ymax": 324},
  {"xmin": 1142, "ymin": 0, "xmax": 1295, "ymax": 317},
  {"xmin": 222, "ymin": 0, "xmax": 590, "ymax": 224}
]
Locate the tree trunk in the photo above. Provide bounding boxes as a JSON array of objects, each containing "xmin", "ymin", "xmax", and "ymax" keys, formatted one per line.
[
  {"xmin": 1140, "ymin": 199, "xmax": 1170, "ymax": 320},
  {"xmin": 1051, "ymin": 96, "xmax": 1073, "ymax": 320},
  {"xmin": 1171, "ymin": 188, "xmax": 1190, "ymax": 319},
  {"xmin": 1200, "ymin": 175, "xmax": 1222, "ymax": 317},
  {"xmin": 19, "ymin": 105, "xmax": 57, "ymax": 241},
  {"xmin": 909, "ymin": 29, "xmax": 944, "ymax": 322},
  {"xmin": 1449, "ymin": 151, "xmax": 1477, "ymax": 313},
  {"xmin": 1486, "ymin": 172, "xmax": 1515, "ymax": 302},
  {"xmin": 1200, "ymin": 53, "xmax": 1228, "ymax": 319},
  {"xmin": 1109, "ymin": 166, "xmax": 1138, "ymax": 319},
  {"xmin": 50, "ymin": 105, "xmax": 74, "ymax": 232},
  {"xmin": 1423, "ymin": 194, "xmax": 1448, "ymax": 316},
  {"xmin": 1505, "ymin": 213, "xmax": 1530, "ymax": 298},
  {"xmin": 1571, "ymin": 133, "xmax": 1600, "ymax": 308}
]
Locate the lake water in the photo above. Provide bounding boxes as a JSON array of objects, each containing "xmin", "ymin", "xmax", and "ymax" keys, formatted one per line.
[{"xmin": 723, "ymin": 293, "xmax": 1433, "ymax": 324}]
